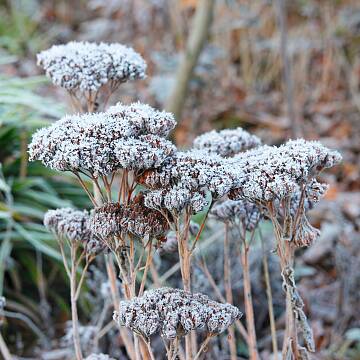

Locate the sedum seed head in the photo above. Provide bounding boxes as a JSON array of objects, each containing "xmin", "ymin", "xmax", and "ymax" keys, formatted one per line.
[
  {"xmin": 193, "ymin": 127, "xmax": 261, "ymax": 157},
  {"xmin": 140, "ymin": 149, "xmax": 237, "ymax": 213},
  {"xmin": 228, "ymin": 139, "xmax": 342, "ymax": 203},
  {"xmin": 210, "ymin": 199, "xmax": 261, "ymax": 231},
  {"xmin": 28, "ymin": 103, "xmax": 176, "ymax": 176},
  {"xmin": 90, "ymin": 193, "xmax": 170, "ymax": 241},
  {"xmin": 44, "ymin": 208, "xmax": 104, "ymax": 252},
  {"xmin": 44, "ymin": 208, "xmax": 92, "ymax": 243},
  {"xmin": 113, "ymin": 287, "xmax": 241, "ymax": 339},
  {"xmin": 37, "ymin": 41, "xmax": 146, "ymax": 92}
]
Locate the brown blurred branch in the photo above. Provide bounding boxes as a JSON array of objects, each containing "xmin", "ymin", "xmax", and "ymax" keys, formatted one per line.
[
  {"xmin": 275, "ymin": 0, "xmax": 302, "ymax": 138},
  {"xmin": 166, "ymin": 0, "xmax": 215, "ymax": 121}
]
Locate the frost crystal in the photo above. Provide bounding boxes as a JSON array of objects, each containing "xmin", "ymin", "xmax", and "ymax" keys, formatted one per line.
[
  {"xmin": 37, "ymin": 41, "xmax": 146, "ymax": 92},
  {"xmin": 114, "ymin": 135, "xmax": 176, "ymax": 170},
  {"xmin": 29, "ymin": 103, "xmax": 176, "ymax": 176},
  {"xmin": 210, "ymin": 199, "xmax": 261, "ymax": 231},
  {"xmin": 90, "ymin": 193, "xmax": 170, "ymax": 241},
  {"xmin": 107, "ymin": 102, "xmax": 176, "ymax": 138},
  {"xmin": 85, "ymin": 355, "xmax": 115, "ymax": 360},
  {"xmin": 44, "ymin": 208, "xmax": 92, "ymax": 243},
  {"xmin": 44, "ymin": 208, "xmax": 103, "ymax": 252},
  {"xmin": 228, "ymin": 139, "xmax": 342, "ymax": 202},
  {"xmin": 113, "ymin": 287, "xmax": 241, "ymax": 339},
  {"xmin": 140, "ymin": 150, "xmax": 236, "ymax": 213},
  {"xmin": 193, "ymin": 127, "xmax": 261, "ymax": 157}
]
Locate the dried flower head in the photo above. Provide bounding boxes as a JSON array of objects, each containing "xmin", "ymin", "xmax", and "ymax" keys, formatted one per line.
[
  {"xmin": 37, "ymin": 41, "xmax": 146, "ymax": 92},
  {"xmin": 210, "ymin": 199, "xmax": 261, "ymax": 231},
  {"xmin": 140, "ymin": 150, "xmax": 236, "ymax": 213},
  {"xmin": 113, "ymin": 287, "xmax": 241, "ymax": 339},
  {"xmin": 44, "ymin": 208, "xmax": 92, "ymax": 243},
  {"xmin": 90, "ymin": 193, "xmax": 170, "ymax": 241},
  {"xmin": 193, "ymin": 127, "xmax": 261, "ymax": 157},
  {"xmin": 114, "ymin": 134, "xmax": 176, "ymax": 170},
  {"xmin": 228, "ymin": 139, "xmax": 342, "ymax": 203},
  {"xmin": 107, "ymin": 102, "xmax": 176, "ymax": 138},
  {"xmin": 29, "ymin": 103, "xmax": 176, "ymax": 176}
]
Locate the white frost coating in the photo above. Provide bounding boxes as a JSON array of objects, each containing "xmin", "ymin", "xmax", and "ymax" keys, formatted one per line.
[
  {"xmin": 44, "ymin": 208, "xmax": 103, "ymax": 252},
  {"xmin": 113, "ymin": 287, "xmax": 241, "ymax": 339},
  {"xmin": 228, "ymin": 139, "xmax": 342, "ymax": 202},
  {"xmin": 44, "ymin": 208, "xmax": 92, "ymax": 242},
  {"xmin": 193, "ymin": 127, "xmax": 261, "ymax": 157},
  {"xmin": 210, "ymin": 199, "xmax": 261, "ymax": 231},
  {"xmin": 28, "ymin": 103, "xmax": 176, "ymax": 176},
  {"xmin": 85, "ymin": 355, "xmax": 115, "ymax": 360},
  {"xmin": 107, "ymin": 102, "xmax": 176, "ymax": 137},
  {"xmin": 114, "ymin": 134, "xmax": 176, "ymax": 170},
  {"xmin": 141, "ymin": 149, "xmax": 236, "ymax": 213},
  {"xmin": 37, "ymin": 41, "xmax": 146, "ymax": 91}
]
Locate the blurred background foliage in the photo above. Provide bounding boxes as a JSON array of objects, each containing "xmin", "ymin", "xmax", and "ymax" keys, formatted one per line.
[{"xmin": 0, "ymin": 0, "xmax": 359, "ymax": 358}]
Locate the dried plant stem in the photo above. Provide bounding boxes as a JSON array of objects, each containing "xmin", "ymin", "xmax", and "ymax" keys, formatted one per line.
[
  {"xmin": 0, "ymin": 333, "xmax": 11, "ymax": 360},
  {"xmin": 70, "ymin": 244, "xmax": 83, "ymax": 360},
  {"xmin": 267, "ymin": 202, "xmax": 300, "ymax": 359},
  {"xmin": 260, "ymin": 232, "xmax": 278, "ymax": 359},
  {"xmin": 175, "ymin": 213, "xmax": 192, "ymax": 360},
  {"xmin": 199, "ymin": 257, "xmax": 249, "ymax": 343},
  {"xmin": 239, "ymin": 243, "xmax": 258, "ymax": 360},
  {"xmin": 105, "ymin": 255, "xmax": 136, "ymax": 360},
  {"xmin": 223, "ymin": 223, "xmax": 237, "ymax": 360},
  {"xmin": 193, "ymin": 335, "xmax": 212, "ymax": 360}
]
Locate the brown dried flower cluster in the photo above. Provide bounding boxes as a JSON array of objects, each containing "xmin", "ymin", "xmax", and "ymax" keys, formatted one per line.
[{"xmin": 90, "ymin": 193, "xmax": 170, "ymax": 241}]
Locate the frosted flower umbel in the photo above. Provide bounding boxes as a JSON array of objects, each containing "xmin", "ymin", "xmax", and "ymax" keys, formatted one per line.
[
  {"xmin": 113, "ymin": 287, "xmax": 241, "ymax": 340},
  {"xmin": 44, "ymin": 208, "xmax": 104, "ymax": 253},
  {"xmin": 210, "ymin": 199, "xmax": 261, "ymax": 231},
  {"xmin": 28, "ymin": 103, "xmax": 176, "ymax": 176},
  {"xmin": 37, "ymin": 41, "xmax": 146, "ymax": 92},
  {"xmin": 90, "ymin": 193, "xmax": 170, "ymax": 242},
  {"xmin": 229, "ymin": 139, "xmax": 342, "ymax": 203},
  {"xmin": 193, "ymin": 127, "xmax": 261, "ymax": 157},
  {"xmin": 44, "ymin": 208, "xmax": 92, "ymax": 243},
  {"xmin": 140, "ymin": 150, "xmax": 237, "ymax": 213}
]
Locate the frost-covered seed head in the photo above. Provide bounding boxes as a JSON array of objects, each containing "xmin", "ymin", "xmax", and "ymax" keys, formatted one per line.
[
  {"xmin": 193, "ymin": 127, "xmax": 261, "ymax": 157},
  {"xmin": 44, "ymin": 208, "xmax": 92, "ymax": 243},
  {"xmin": 113, "ymin": 287, "xmax": 241, "ymax": 339},
  {"xmin": 228, "ymin": 140, "xmax": 342, "ymax": 202},
  {"xmin": 114, "ymin": 135, "xmax": 176, "ymax": 170},
  {"xmin": 90, "ymin": 193, "xmax": 170, "ymax": 241},
  {"xmin": 28, "ymin": 103, "xmax": 176, "ymax": 176},
  {"xmin": 107, "ymin": 102, "xmax": 176, "ymax": 138},
  {"xmin": 141, "ymin": 150, "xmax": 236, "ymax": 213},
  {"xmin": 37, "ymin": 41, "xmax": 146, "ymax": 92},
  {"xmin": 210, "ymin": 199, "xmax": 261, "ymax": 231}
]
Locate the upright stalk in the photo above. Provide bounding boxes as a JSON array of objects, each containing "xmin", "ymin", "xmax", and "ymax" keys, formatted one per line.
[
  {"xmin": 260, "ymin": 233, "xmax": 278, "ymax": 359},
  {"xmin": 70, "ymin": 244, "xmax": 83, "ymax": 360},
  {"xmin": 240, "ymin": 246, "xmax": 258, "ymax": 360},
  {"xmin": 223, "ymin": 223, "xmax": 237, "ymax": 360}
]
